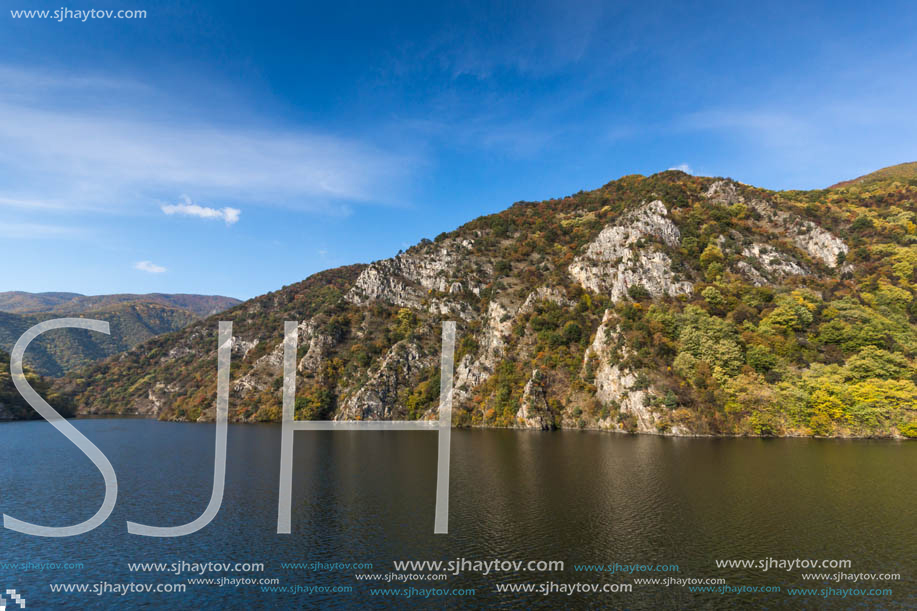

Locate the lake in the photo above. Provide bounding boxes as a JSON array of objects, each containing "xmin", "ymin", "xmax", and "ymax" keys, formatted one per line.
[{"xmin": 0, "ymin": 419, "xmax": 913, "ymax": 609}]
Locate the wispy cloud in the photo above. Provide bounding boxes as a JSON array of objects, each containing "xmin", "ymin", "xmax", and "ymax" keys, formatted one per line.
[
  {"xmin": 134, "ymin": 260, "xmax": 166, "ymax": 274},
  {"xmin": 0, "ymin": 196, "xmax": 74, "ymax": 211},
  {"xmin": 668, "ymin": 163, "xmax": 693, "ymax": 174},
  {"xmin": 0, "ymin": 221, "xmax": 84, "ymax": 239},
  {"xmin": 0, "ymin": 66, "xmax": 417, "ymax": 214},
  {"xmin": 162, "ymin": 196, "xmax": 240, "ymax": 225},
  {"xmin": 396, "ymin": 0, "xmax": 606, "ymax": 80},
  {"xmin": 677, "ymin": 109, "xmax": 814, "ymax": 147}
]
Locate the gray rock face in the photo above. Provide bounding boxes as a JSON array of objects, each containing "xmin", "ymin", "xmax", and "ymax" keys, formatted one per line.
[
  {"xmin": 233, "ymin": 319, "xmax": 315, "ymax": 397},
  {"xmin": 453, "ymin": 287, "xmax": 574, "ymax": 407},
  {"xmin": 453, "ymin": 299, "xmax": 513, "ymax": 405},
  {"xmin": 230, "ymin": 336, "xmax": 259, "ymax": 359},
  {"xmin": 735, "ymin": 261, "xmax": 769, "ymax": 286},
  {"xmin": 790, "ymin": 223, "xmax": 849, "ymax": 268},
  {"xmin": 751, "ymin": 199, "xmax": 849, "ymax": 268},
  {"xmin": 298, "ymin": 334, "xmax": 333, "ymax": 373},
  {"xmin": 337, "ymin": 339, "xmax": 435, "ymax": 420},
  {"xmin": 344, "ymin": 239, "xmax": 482, "ymax": 320},
  {"xmin": 518, "ymin": 287, "xmax": 574, "ymax": 315},
  {"xmin": 704, "ymin": 179, "xmax": 744, "ymax": 205},
  {"xmin": 584, "ymin": 309, "xmax": 660, "ymax": 433},
  {"xmin": 232, "ymin": 342, "xmax": 283, "ymax": 396},
  {"xmin": 568, "ymin": 200, "xmax": 693, "ymax": 301},
  {"xmin": 516, "ymin": 369, "xmax": 554, "ymax": 429},
  {"xmin": 739, "ymin": 243, "xmax": 809, "ymax": 284},
  {"xmin": 142, "ymin": 382, "xmax": 181, "ymax": 417}
]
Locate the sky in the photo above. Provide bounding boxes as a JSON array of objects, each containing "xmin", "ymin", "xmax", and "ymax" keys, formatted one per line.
[{"xmin": 1, "ymin": 0, "xmax": 916, "ymax": 300}]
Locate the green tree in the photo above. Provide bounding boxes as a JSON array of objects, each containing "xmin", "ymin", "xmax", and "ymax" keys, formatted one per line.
[
  {"xmin": 846, "ymin": 346, "xmax": 910, "ymax": 380},
  {"xmin": 702, "ymin": 286, "xmax": 726, "ymax": 310}
]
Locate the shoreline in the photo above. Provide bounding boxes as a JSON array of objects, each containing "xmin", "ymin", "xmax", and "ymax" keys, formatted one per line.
[{"xmin": 3, "ymin": 414, "xmax": 912, "ymax": 440}]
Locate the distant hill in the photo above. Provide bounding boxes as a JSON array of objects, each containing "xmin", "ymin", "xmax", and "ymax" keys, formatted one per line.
[
  {"xmin": 0, "ymin": 293, "xmax": 241, "ymax": 377},
  {"xmin": 0, "ymin": 292, "xmax": 240, "ymax": 317},
  {"xmin": 829, "ymin": 161, "xmax": 917, "ymax": 189}
]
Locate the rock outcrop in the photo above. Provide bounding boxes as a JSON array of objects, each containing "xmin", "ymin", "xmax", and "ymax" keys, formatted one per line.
[
  {"xmin": 345, "ymin": 239, "xmax": 482, "ymax": 320},
  {"xmin": 739, "ymin": 243, "xmax": 809, "ymax": 284},
  {"xmin": 338, "ymin": 339, "xmax": 435, "ymax": 420},
  {"xmin": 516, "ymin": 370, "xmax": 555, "ymax": 429},
  {"xmin": 453, "ymin": 299, "xmax": 513, "ymax": 404},
  {"xmin": 706, "ymin": 179, "xmax": 849, "ymax": 268},
  {"xmin": 585, "ymin": 310, "xmax": 659, "ymax": 433},
  {"xmin": 568, "ymin": 200, "xmax": 693, "ymax": 301}
]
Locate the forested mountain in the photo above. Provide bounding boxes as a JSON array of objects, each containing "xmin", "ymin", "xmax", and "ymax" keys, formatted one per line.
[
  {"xmin": 0, "ymin": 292, "xmax": 240, "ymax": 317},
  {"xmin": 0, "ymin": 294, "xmax": 240, "ymax": 376},
  {"xmin": 829, "ymin": 161, "xmax": 917, "ymax": 189},
  {"xmin": 54, "ymin": 167, "xmax": 917, "ymax": 438}
]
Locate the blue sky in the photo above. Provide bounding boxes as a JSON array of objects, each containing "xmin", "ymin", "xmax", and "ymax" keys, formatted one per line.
[{"xmin": 1, "ymin": 0, "xmax": 916, "ymax": 299}]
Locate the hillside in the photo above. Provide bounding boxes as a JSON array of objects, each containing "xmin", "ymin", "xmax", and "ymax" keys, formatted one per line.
[
  {"xmin": 59, "ymin": 170, "xmax": 917, "ymax": 438},
  {"xmin": 0, "ymin": 294, "xmax": 241, "ymax": 376},
  {"xmin": 0, "ymin": 348, "xmax": 73, "ymax": 420},
  {"xmin": 829, "ymin": 161, "xmax": 917, "ymax": 189}
]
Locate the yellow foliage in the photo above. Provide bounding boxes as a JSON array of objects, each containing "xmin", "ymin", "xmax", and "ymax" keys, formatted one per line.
[{"xmin": 811, "ymin": 386, "xmax": 846, "ymax": 420}]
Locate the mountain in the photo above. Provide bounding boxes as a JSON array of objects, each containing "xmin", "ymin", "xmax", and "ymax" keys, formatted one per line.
[
  {"xmin": 0, "ymin": 348, "xmax": 74, "ymax": 420},
  {"xmin": 0, "ymin": 293, "xmax": 241, "ymax": 377},
  {"xmin": 58, "ymin": 169, "xmax": 917, "ymax": 438},
  {"xmin": 829, "ymin": 161, "xmax": 917, "ymax": 189},
  {"xmin": 0, "ymin": 292, "xmax": 240, "ymax": 317}
]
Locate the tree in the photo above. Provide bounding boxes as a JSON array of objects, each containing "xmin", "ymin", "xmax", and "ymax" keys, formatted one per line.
[
  {"xmin": 562, "ymin": 321, "xmax": 583, "ymax": 344},
  {"xmin": 702, "ymin": 286, "xmax": 726, "ymax": 310},
  {"xmin": 627, "ymin": 284, "xmax": 650, "ymax": 301},
  {"xmin": 699, "ymin": 243, "xmax": 724, "ymax": 266},
  {"xmin": 677, "ymin": 306, "xmax": 744, "ymax": 379},
  {"xmin": 396, "ymin": 308, "xmax": 417, "ymax": 338},
  {"xmin": 846, "ymin": 346, "xmax": 910, "ymax": 380},
  {"xmin": 746, "ymin": 345, "xmax": 777, "ymax": 373}
]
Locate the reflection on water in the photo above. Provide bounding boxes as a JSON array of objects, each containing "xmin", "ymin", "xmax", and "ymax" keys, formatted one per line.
[{"xmin": 0, "ymin": 420, "xmax": 914, "ymax": 609}]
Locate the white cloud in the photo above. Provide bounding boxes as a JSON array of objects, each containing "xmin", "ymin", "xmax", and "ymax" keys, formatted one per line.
[
  {"xmin": 162, "ymin": 197, "xmax": 240, "ymax": 225},
  {"xmin": 134, "ymin": 260, "xmax": 166, "ymax": 274},
  {"xmin": 0, "ymin": 66, "xmax": 417, "ymax": 214},
  {"xmin": 668, "ymin": 163, "xmax": 693, "ymax": 174}
]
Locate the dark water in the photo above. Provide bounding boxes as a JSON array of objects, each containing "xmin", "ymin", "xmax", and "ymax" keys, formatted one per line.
[{"xmin": 0, "ymin": 419, "xmax": 913, "ymax": 609}]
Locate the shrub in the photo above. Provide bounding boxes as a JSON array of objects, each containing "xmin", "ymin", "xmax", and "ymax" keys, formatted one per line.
[
  {"xmin": 663, "ymin": 390, "xmax": 678, "ymax": 410},
  {"xmin": 699, "ymin": 243, "xmax": 725, "ymax": 266},
  {"xmin": 746, "ymin": 345, "xmax": 778, "ymax": 373},
  {"xmin": 627, "ymin": 284, "xmax": 651, "ymax": 301},
  {"xmin": 850, "ymin": 216, "xmax": 874, "ymax": 232},
  {"xmin": 562, "ymin": 321, "xmax": 583, "ymax": 344},
  {"xmin": 808, "ymin": 413, "xmax": 834, "ymax": 437}
]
